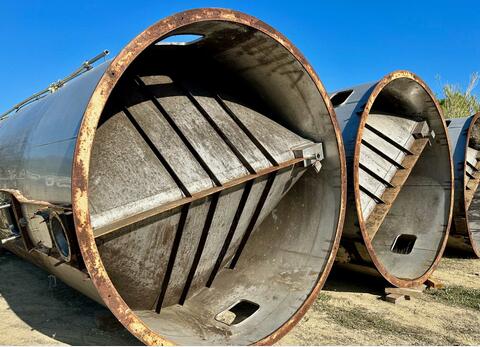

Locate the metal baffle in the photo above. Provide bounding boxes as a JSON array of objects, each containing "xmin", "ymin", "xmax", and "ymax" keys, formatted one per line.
[
  {"xmin": 0, "ymin": 9, "xmax": 346, "ymax": 345},
  {"xmin": 446, "ymin": 113, "xmax": 480, "ymax": 257},
  {"xmin": 331, "ymin": 71, "xmax": 453, "ymax": 288}
]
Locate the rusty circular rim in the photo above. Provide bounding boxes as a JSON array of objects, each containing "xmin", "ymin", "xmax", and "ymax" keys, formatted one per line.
[
  {"xmin": 462, "ymin": 112, "xmax": 480, "ymax": 257},
  {"xmin": 353, "ymin": 70, "xmax": 454, "ymax": 288},
  {"xmin": 71, "ymin": 8, "xmax": 347, "ymax": 345}
]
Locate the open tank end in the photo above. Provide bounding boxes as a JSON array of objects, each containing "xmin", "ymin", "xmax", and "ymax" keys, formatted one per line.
[
  {"xmin": 332, "ymin": 72, "xmax": 453, "ymax": 287},
  {"xmin": 447, "ymin": 113, "xmax": 480, "ymax": 257},
  {"xmin": 71, "ymin": 9, "xmax": 345, "ymax": 345}
]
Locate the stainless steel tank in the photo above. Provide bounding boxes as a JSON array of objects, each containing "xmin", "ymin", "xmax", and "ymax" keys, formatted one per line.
[
  {"xmin": 0, "ymin": 8, "xmax": 346, "ymax": 345},
  {"xmin": 446, "ymin": 113, "xmax": 480, "ymax": 257},
  {"xmin": 331, "ymin": 71, "xmax": 453, "ymax": 287}
]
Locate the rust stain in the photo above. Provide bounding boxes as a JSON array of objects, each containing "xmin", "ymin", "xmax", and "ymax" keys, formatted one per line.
[{"xmin": 0, "ymin": 189, "xmax": 70, "ymax": 210}]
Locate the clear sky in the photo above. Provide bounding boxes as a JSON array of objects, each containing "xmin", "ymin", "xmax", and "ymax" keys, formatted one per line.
[{"xmin": 0, "ymin": 1, "xmax": 478, "ymax": 113}]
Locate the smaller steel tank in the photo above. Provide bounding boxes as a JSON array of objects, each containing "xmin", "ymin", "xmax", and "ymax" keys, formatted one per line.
[
  {"xmin": 446, "ymin": 113, "xmax": 480, "ymax": 257},
  {"xmin": 331, "ymin": 71, "xmax": 454, "ymax": 287}
]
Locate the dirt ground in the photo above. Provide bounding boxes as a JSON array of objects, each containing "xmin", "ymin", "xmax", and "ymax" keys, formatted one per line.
[
  {"xmin": 0, "ymin": 250, "xmax": 478, "ymax": 346},
  {"xmin": 280, "ymin": 254, "xmax": 480, "ymax": 345}
]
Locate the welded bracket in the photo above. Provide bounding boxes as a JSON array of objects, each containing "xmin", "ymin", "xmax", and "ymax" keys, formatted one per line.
[
  {"xmin": 412, "ymin": 120, "xmax": 435, "ymax": 144},
  {"xmin": 291, "ymin": 142, "xmax": 324, "ymax": 173}
]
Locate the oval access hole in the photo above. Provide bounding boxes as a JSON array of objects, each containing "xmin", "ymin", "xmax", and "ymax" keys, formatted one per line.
[
  {"xmin": 49, "ymin": 214, "xmax": 72, "ymax": 261},
  {"xmin": 391, "ymin": 234, "xmax": 417, "ymax": 255},
  {"xmin": 215, "ymin": 300, "xmax": 260, "ymax": 326},
  {"xmin": 155, "ymin": 34, "xmax": 204, "ymax": 46},
  {"xmin": 331, "ymin": 90, "xmax": 353, "ymax": 107}
]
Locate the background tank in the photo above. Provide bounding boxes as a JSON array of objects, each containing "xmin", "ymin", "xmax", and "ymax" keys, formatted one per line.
[
  {"xmin": 0, "ymin": 8, "xmax": 346, "ymax": 345},
  {"xmin": 446, "ymin": 113, "xmax": 480, "ymax": 257},
  {"xmin": 331, "ymin": 71, "xmax": 453, "ymax": 287}
]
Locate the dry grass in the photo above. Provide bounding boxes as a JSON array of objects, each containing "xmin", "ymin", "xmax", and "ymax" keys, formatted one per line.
[
  {"xmin": 426, "ymin": 285, "xmax": 480, "ymax": 311},
  {"xmin": 311, "ymin": 293, "xmax": 439, "ymax": 345},
  {"xmin": 280, "ymin": 257, "xmax": 480, "ymax": 345},
  {"xmin": 1, "ymin": 250, "xmax": 479, "ymax": 345}
]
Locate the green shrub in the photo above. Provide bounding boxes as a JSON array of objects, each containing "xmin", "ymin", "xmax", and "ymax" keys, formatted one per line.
[{"xmin": 439, "ymin": 72, "xmax": 480, "ymax": 118}]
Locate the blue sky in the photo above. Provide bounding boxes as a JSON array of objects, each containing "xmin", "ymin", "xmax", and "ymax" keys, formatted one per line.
[{"xmin": 0, "ymin": 1, "xmax": 479, "ymax": 113}]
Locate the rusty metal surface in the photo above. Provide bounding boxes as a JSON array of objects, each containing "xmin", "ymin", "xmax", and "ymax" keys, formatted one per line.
[
  {"xmin": 0, "ymin": 189, "xmax": 70, "ymax": 210},
  {"xmin": 0, "ymin": 8, "xmax": 344, "ymax": 346},
  {"xmin": 332, "ymin": 71, "xmax": 453, "ymax": 288},
  {"xmin": 446, "ymin": 113, "xmax": 480, "ymax": 257}
]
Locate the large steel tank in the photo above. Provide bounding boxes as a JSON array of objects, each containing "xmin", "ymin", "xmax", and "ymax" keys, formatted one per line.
[
  {"xmin": 0, "ymin": 9, "xmax": 346, "ymax": 345},
  {"xmin": 331, "ymin": 71, "xmax": 453, "ymax": 287},
  {"xmin": 446, "ymin": 113, "xmax": 480, "ymax": 257}
]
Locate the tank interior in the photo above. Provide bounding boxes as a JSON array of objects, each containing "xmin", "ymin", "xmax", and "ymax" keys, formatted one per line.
[
  {"xmin": 356, "ymin": 78, "xmax": 451, "ymax": 280},
  {"xmin": 465, "ymin": 117, "xmax": 480, "ymax": 252},
  {"xmin": 86, "ymin": 21, "xmax": 343, "ymax": 344}
]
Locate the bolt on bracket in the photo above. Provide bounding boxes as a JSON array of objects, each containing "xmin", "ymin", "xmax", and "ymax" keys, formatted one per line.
[{"xmin": 291, "ymin": 142, "xmax": 324, "ymax": 173}]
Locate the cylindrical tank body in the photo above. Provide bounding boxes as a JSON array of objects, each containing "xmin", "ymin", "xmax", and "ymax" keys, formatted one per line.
[
  {"xmin": 0, "ymin": 9, "xmax": 346, "ymax": 345},
  {"xmin": 446, "ymin": 113, "xmax": 480, "ymax": 257},
  {"xmin": 331, "ymin": 71, "xmax": 453, "ymax": 287}
]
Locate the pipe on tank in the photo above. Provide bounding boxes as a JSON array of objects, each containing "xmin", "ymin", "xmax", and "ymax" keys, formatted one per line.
[
  {"xmin": 446, "ymin": 113, "xmax": 480, "ymax": 257},
  {"xmin": 0, "ymin": 9, "xmax": 346, "ymax": 345},
  {"xmin": 331, "ymin": 71, "xmax": 453, "ymax": 287}
]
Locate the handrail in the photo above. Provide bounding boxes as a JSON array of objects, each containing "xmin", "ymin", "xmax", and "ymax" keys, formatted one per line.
[{"xmin": 0, "ymin": 50, "xmax": 109, "ymax": 121}]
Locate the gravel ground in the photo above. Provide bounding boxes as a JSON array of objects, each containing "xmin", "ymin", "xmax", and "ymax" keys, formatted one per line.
[{"xmin": 0, "ymin": 250, "xmax": 478, "ymax": 345}]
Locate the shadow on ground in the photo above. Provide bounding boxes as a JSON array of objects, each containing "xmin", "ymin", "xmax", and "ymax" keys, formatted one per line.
[
  {"xmin": 443, "ymin": 247, "xmax": 477, "ymax": 259},
  {"xmin": 0, "ymin": 250, "xmax": 140, "ymax": 346},
  {"xmin": 323, "ymin": 265, "xmax": 387, "ymax": 296}
]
